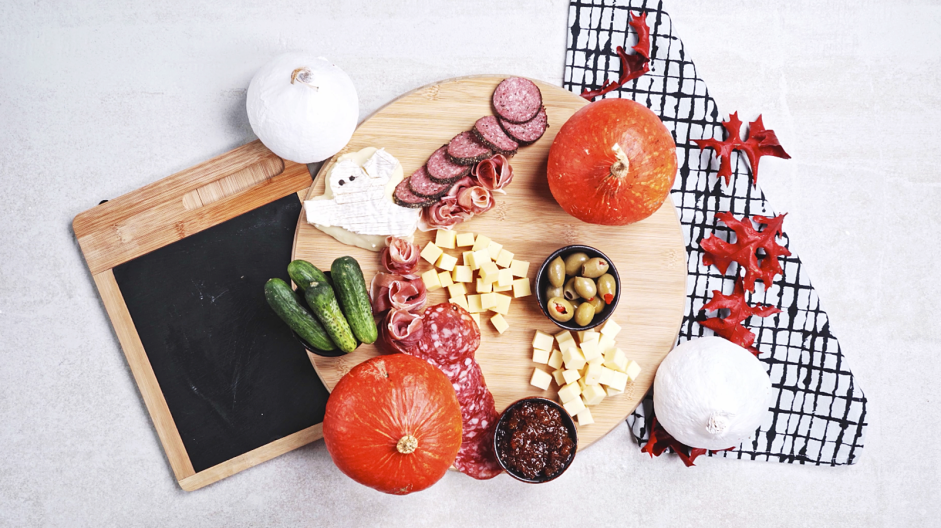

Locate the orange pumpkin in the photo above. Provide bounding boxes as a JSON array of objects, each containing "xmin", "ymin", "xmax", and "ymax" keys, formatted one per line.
[
  {"xmin": 322, "ymin": 354, "xmax": 462, "ymax": 495},
  {"xmin": 547, "ymin": 98, "xmax": 677, "ymax": 225}
]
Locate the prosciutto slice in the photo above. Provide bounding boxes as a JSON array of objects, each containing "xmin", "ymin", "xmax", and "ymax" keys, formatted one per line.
[
  {"xmin": 380, "ymin": 236, "xmax": 420, "ymax": 274},
  {"xmin": 473, "ymin": 154, "xmax": 514, "ymax": 194},
  {"xmin": 457, "ymin": 186, "xmax": 494, "ymax": 215},
  {"xmin": 377, "ymin": 308, "xmax": 424, "ymax": 354},
  {"xmin": 370, "ymin": 273, "xmax": 427, "ymax": 314}
]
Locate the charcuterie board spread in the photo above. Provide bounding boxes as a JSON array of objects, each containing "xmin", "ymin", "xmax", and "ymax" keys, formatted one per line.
[{"xmin": 293, "ymin": 75, "xmax": 687, "ymax": 452}]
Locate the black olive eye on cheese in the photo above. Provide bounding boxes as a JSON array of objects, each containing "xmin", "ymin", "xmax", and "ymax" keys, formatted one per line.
[
  {"xmin": 338, "ymin": 180, "xmax": 345, "ymax": 185},
  {"xmin": 349, "ymin": 175, "xmax": 356, "ymax": 181}
]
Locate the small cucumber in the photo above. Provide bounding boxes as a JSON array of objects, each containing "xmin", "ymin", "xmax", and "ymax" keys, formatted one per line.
[
  {"xmin": 287, "ymin": 260, "xmax": 329, "ymax": 291},
  {"xmin": 264, "ymin": 278, "xmax": 336, "ymax": 352},
  {"xmin": 331, "ymin": 256, "xmax": 378, "ymax": 345},
  {"xmin": 304, "ymin": 280, "xmax": 358, "ymax": 353}
]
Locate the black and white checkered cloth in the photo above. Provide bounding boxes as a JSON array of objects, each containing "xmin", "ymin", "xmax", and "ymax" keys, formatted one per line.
[{"xmin": 563, "ymin": 0, "xmax": 868, "ymax": 465}]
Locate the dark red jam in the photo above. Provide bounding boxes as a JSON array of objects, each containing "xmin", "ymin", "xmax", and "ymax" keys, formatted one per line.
[{"xmin": 495, "ymin": 400, "xmax": 575, "ymax": 480}]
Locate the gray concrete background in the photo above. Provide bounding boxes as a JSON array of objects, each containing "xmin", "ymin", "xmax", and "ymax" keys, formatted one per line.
[{"xmin": 1, "ymin": 0, "xmax": 938, "ymax": 526}]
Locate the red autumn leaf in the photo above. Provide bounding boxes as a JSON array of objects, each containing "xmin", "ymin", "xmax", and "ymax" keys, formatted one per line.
[
  {"xmin": 694, "ymin": 112, "xmax": 791, "ymax": 185},
  {"xmin": 701, "ymin": 212, "xmax": 791, "ymax": 292},
  {"xmin": 641, "ymin": 417, "xmax": 711, "ymax": 467},
  {"xmin": 581, "ymin": 12, "xmax": 651, "ymax": 100},
  {"xmin": 700, "ymin": 279, "xmax": 780, "ymax": 355}
]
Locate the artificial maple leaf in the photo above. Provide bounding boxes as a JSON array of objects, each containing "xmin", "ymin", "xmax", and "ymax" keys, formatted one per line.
[
  {"xmin": 581, "ymin": 12, "xmax": 651, "ymax": 100},
  {"xmin": 700, "ymin": 279, "xmax": 780, "ymax": 355},
  {"xmin": 641, "ymin": 417, "xmax": 710, "ymax": 467},
  {"xmin": 694, "ymin": 112, "xmax": 791, "ymax": 185},
  {"xmin": 701, "ymin": 212, "xmax": 791, "ymax": 292}
]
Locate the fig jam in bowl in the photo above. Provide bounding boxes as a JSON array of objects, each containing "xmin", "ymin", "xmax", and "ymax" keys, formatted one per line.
[{"xmin": 493, "ymin": 397, "xmax": 578, "ymax": 483}]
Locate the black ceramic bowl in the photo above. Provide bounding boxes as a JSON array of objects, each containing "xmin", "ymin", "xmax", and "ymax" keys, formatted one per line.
[
  {"xmin": 493, "ymin": 397, "xmax": 578, "ymax": 483},
  {"xmin": 534, "ymin": 245, "xmax": 621, "ymax": 331}
]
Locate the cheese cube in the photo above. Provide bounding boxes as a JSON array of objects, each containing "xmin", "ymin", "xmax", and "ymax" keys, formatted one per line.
[
  {"xmin": 583, "ymin": 361, "xmax": 603, "ymax": 385},
  {"xmin": 466, "ymin": 294, "xmax": 483, "ymax": 313},
  {"xmin": 497, "ymin": 268, "xmax": 514, "ymax": 287},
  {"xmin": 530, "ymin": 368, "xmax": 552, "ymax": 390},
  {"xmin": 438, "ymin": 270, "xmax": 454, "ymax": 288},
  {"xmin": 605, "ymin": 385, "xmax": 623, "ymax": 397},
  {"xmin": 533, "ymin": 348, "xmax": 550, "ymax": 364},
  {"xmin": 580, "ymin": 339, "xmax": 601, "ymax": 361},
  {"xmin": 435, "ymin": 252, "xmax": 457, "ymax": 271},
  {"xmin": 470, "ymin": 313, "xmax": 481, "ymax": 327},
  {"xmin": 576, "ymin": 407, "xmax": 594, "ymax": 426},
  {"xmin": 532, "ymin": 330, "xmax": 554, "ymax": 351},
  {"xmin": 463, "ymin": 251, "xmax": 479, "ymax": 270},
  {"xmin": 495, "ymin": 249, "xmax": 514, "ymax": 268},
  {"xmin": 599, "ymin": 366, "xmax": 618, "ymax": 386},
  {"xmin": 472, "ymin": 234, "xmax": 492, "ymax": 252},
  {"xmin": 562, "ymin": 369, "xmax": 581, "ymax": 385},
  {"xmin": 588, "ymin": 355, "xmax": 604, "ymax": 367},
  {"xmin": 493, "ymin": 282, "xmax": 512, "ymax": 292},
  {"xmin": 449, "ymin": 295, "xmax": 468, "ymax": 311},
  {"xmin": 451, "ymin": 265, "xmax": 473, "ymax": 283},
  {"xmin": 492, "ymin": 293, "xmax": 512, "ymax": 315},
  {"xmin": 512, "ymin": 278, "xmax": 532, "ymax": 298},
  {"xmin": 487, "ymin": 241, "xmax": 504, "ymax": 261},
  {"xmin": 600, "ymin": 319, "xmax": 622, "ymax": 338},
  {"xmin": 435, "ymin": 229, "xmax": 457, "ymax": 249},
  {"xmin": 490, "ymin": 313, "xmax": 509, "ymax": 334},
  {"xmin": 420, "ymin": 242, "xmax": 443, "ymax": 264},
  {"xmin": 473, "ymin": 248, "xmax": 492, "ymax": 267},
  {"xmin": 447, "ymin": 283, "xmax": 466, "ymax": 298},
  {"xmin": 554, "ymin": 329, "xmax": 573, "ymax": 343},
  {"xmin": 558, "ymin": 381, "xmax": 582, "ymax": 403},
  {"xmin": 547, "ymin": 349, "xmax": 564, "ymax": 369},
  {"xmin": 480, "ymin": 292, "xmax": 498, "ymax": 310},
  {"xmin": 509, "ymin": 259, "xmax": 530, "ymax": 278},
  {"xmin": 562, "ymin": 347, "xmax": 586, "ymax": 371},
  {"xmin": 552, "ymin": 369, "xmax": 567, "ymax": 387},
  {"xmin": 476, "ymin": 278, "xmax": 492, "ymax": 293},
  {"xmin": 456, "ymin": 232, "xmax": 476, "ymax": 247},
  {"xmin": 479, "ymin": 261, "xmax": 500, "ymax": 283},
  {"xmin": 603, "ymin": 347, "xmax": 628, "ymax": 372},
  {"xmin": 580, "ymin": 330, "xmax": 600, "ymax": 344},
  {"xmin": 421, "ymin": 269, "xmax": 442, "ymax": 291},
  {"xmin": 598, "ymin": 333, "xmax": 617, "ymax": 353},
  {"xmin": 625, "ymin": 360, "xmax": 642, "ymax": 381},
  {"xmin": 576, "ymin": 377, "xmax": 587, "ymax": 391},
  {"xmin": 606, "ymin": 370, "xmax": 629, "ymax": 392},
  {"xmin": 582, "ymin": 384, "xmax": 606, "ymax": 406},
  {"xmin": 563, "ymin": 396, "xmax": 586, "ymax": 417}
]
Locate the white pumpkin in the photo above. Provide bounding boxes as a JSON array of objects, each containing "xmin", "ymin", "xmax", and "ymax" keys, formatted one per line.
[
  {"xmin": 653, "ymin": 337, "xmax": 772, "ymax": 450},
  {"xmin": 246, "ymin": 52, "xmax": 359, "ymax": 164}
]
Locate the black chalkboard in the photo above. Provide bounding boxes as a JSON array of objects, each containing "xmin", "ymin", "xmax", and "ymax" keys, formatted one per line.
[{"xmin": 112, "ymin": 194, "xmax": 328, "ymax": 473}]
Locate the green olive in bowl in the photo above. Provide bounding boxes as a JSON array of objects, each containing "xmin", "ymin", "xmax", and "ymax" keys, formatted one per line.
[{"xmin": 547, "ymin": 297, "xmax": 575, "ymax": 322}]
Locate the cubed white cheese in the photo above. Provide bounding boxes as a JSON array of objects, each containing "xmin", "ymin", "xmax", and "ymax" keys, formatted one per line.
[
  {"xmin": 557, "ymin": 336, "xmax": 578, "ymax": 354},
  {"xmin": 605, "ymin": 385, "xmax": 623, "ymax": 397},
  {"xmin": 512, "ymin": 278, "xmax": 532, "ymax": 298},
  {"xmin": 562, "ymin": 369, "xmax": 581, "ymax": 385},
  {"xmin": 435, "ymin": 229, "xmax": 457, "ymax": 249},
  {"xmin": 437, "ymin": 270, "xmax": 454, "ymax": 288},
  {"xmin": 580, "ymin": 339, "xmax": 601, "ymax": 361},
  {"xmin": 580, "ymin": 330, "xmax": 600, "ymax": 344},
  {"xmin": 466, "ymin": 294, "xmax": 483, "ymax": 313},
  {"xmin": 599, "ymin": 366, "xmax": 617, "ymax": 386},
  {"xmin": 532, "ymin": 348, "xmax": 550, "ymax": 364},
  {"xmin": 576, "ymin": 407, "xmax": 594, "ymax": 426},
  {"xmin": 497, "ymin": 268, "xmax": 514, "ymax": 287},
  {"xmin": 554, "ymin": 329, "xmax": 573, "ymax": 344},
  {"xmin": 603, "ymin": 347, "xmax": 628, "ymax": 372},
  {"xmin": 625, "ymin": 360, "xmax": 642, "ymax": 381},
  {"xmin": 456, "ymin": 232, "xmax": 476, "ymax": 247},
  {"xmin": 600, "ymin": 319, "xmax": 622, "ymax": 338},
  {"xmin": 492, "ymin": 282, "xmax": 512, "ymax": 292},
  {"xmin": 447, "ymin": 283, "xmax": 466, "ymax": 298},
  {"xmin": 473, "ymin": 248, "xmax": 491, "ymax": 267},
  {"xmin": 470, "ymin": 313, "xmax": 481, "ymax": 327},
  {"xmin": 563, "ymin": 396, "xmax": 586, "ymax": 417},
  {"xmin": 480, "ymin": 292, "xmax": 497, "ymax": 310},
  {"xmin": 472, "ymin": 234, "xmax": 491, "ymax": 252},
  {"xmin": 421, "ymin": 269, "xmax": 441, "ymax": 291},
  {"xmin": 547, "ymin": 349, "xmax": 564, "ymax": 369},
  {"xmin": 562, "ymin": 347, "xmax": 586, "ymax": 371},
  {"xmin": 420, "ymin": 242, "xmax": 443, "ymax": 264},
  {"xmin": 490, "ymin": 313, "xmax": 509, "ymax": 334},
  {"xmin": 606, "ymin": 370, "xmax": 628, "ymax": 391},
  {"xmin": 509, "ymin": 259, "xmax": 530, "ymax": 278},
  {"xmin": 532, "ymin": 330, "xmax": 554, "ymax": 351},
  {"xmin": 583, "ymin": 361, "xmax": 603, "ymax": 385},
  {"xmin": 492, "ymin": 293, "xmax": 512, "ymax": 315},
  {"xmin": 479, "ymin": 261, "xmax": 500, "ymax": 283},
  {"xmin": 449, "ymin": 295, "xmax": 468, "ymax": 311},
  {"xmin": 476, "ymin": 277, "xmax": 492, "ymax": 293},
  {"xmin": 530, "ymin": 368, "xmax": 552, "ymax": 390},
  {"xmin": 552, "ymin": 369, "xmax": 567, "ymax": 387},
  {"xmin": 558, "ymin": 381, "xmax": 581, "ymax": 403},
  {"xmin": 487, "ymin": 241, "xmax": 503, "ymax": 261},
  {"xmin": 435, "ymin": 252, "xmax": 457, "ymax": 271},
  {"xmin": 495, "ymin": 248, "xmax": 514, "ymax": 268},
  {"xmin": 451, "ymin": 265, "xmax": 473, "ymax": 283},
  {"xmin": 463, "ymin": 251, "xmax": 478, "ymax": 270},
  {"xmin": 582, "ymin": 384, "xmax": 606, "ymax": 406},
  {"xmin": 598, "ymin": 333, "xmax": 617, "ymax": 353}
]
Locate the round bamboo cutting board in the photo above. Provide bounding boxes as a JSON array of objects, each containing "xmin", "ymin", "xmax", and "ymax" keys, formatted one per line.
[{"xmin": 293, "ymin": 75, "xmax": 687, "ymax": 452}]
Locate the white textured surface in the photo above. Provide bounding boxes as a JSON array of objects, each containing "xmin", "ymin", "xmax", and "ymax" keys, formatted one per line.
[{"xmin": 1, "ymin": 0, "xmax": 938, "ymax": 525}]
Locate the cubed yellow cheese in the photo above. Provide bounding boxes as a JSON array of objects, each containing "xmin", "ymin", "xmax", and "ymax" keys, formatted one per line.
[
  {"xmin": 447, "ymin": 283, "xmax": 466, "ymax": 298},
  {"xmin": 583, "ymin": 361, "xmax": 603, "ymax": 385},
  {"xmin": 552, "ymin": 369, "xmax": 567, "ymax": 387},
  {"xmin": 496, "ymin": 268, "xmax": 514, "ymax": 287},
  {"xmin": 558, "ymin": 338, "xmax": 578, "ymax": 354},
  {"xmin": 421, "ymin": 269, "xmax": 442, "ymax": 291},
  {"xmin": 473, "ymin": 248, "xmax": 491, "ymax": 267},
  {"xmin": 463, "ymin": 251, "xmax": 478, "ymax": 270},
  {"xmin": 512, "ymin": 278, "xmax": 532, "ymax": 298},
  {"xmin": 437, "ymin": 270, "xmax": 454, "ymax": 288},
  {"xmin": 603, "ymin": 347, "xmax": 628, "ymax": 372},
  {"xmin": 576, "ymin": 407, "xmax": 594, "ymax": 426},
  {"xmin": 480, "ymin": 292, "xmax": 497, "ymax": 310},
  {"xmin": 449, "ymin": 295, "xmax": 468, "ymax": 311},
  {"xmin": 490, "ymin": 313, "xmax": 509, "ymax": 334},
  {"xmin": 492, "ymin": 293, "xmax": 512, "ymax": 315},
  {"xmin": 600, "ymin": 319, "xmax": 622, "ymax": 338},
  {"xmin": 495, "ymin": 248, "xmax": 514, "ymax": 268},
  {"xmin": 562, "ymin": 369, "xmax": 581, "ymax": 385},
  {"xmin": 580, "ymin": 339, "xmax": 601, "ymax": 361},
  {"xmin": 598, "ymin": 333, "xmax": 617, "ymax": 353},
  {"xmin": 420, "ymin": 242, "xmax": 443, "ymax": 264},
  {"xmin": 563, "ymin": 396, "xmax": 586, "ymax": 416},
  {"xmin": 530, "ymin": 368, "xmax": 552, "ymax": 390},
  {"xmin": 606, "ymin": 370, "xmax": 629, "ymax": 392},
  {"xmin": 599, "ymin": 366, "xmax": 618, "ymax": 386},
  {"xmin": 435, "ymin": 252, "xmax": 457, "ymax": 271},
  {"xmin": 605, "ymin": 385, "xmax": 623, "ymax": 397},
  {"xmin": 470, "ymin": 313, "xmax": 481, "ymax": 327},
  {"xmin": 554, "ymin": 329, "xmax": 573, "ymax": 343},
  {"xmin": 532, "ymin": 348, "xmax": 550, "ymax": 364},
  {"xmin": 476, "ymin": 277, "xmax": 492, "ymax": 293},
  {"xmin": 562, "ymin": 347, "xmax": 586, "ymax": 371},
  {"xmin": 479, "ymin": 261, "xmax": 500, "ymax": 283},
  {"xmin": 466, "ymin": 294, "xmax": 483, "ymax": 313},
  {"xmin": 580, "ymin": 330, "xmax": 600, "ymax": 344},
  {"xmin": 582, "ymin": 384, "xmax": 606, "ymax": 406},
  {"xmin": 532, "ymin": 330, "xmax": 554, "ymax": 351},
  {"xmin": 472, "ymin": 234, "xmax": 491, "ymax": 252},
  {"xmin": 435, "ymin": 229, "xmax": 457, "ymax": 249},
  {"xmin": 547, "ymin": 349, "xmax": 564, "ymax": 369},
  {"xmin": 487, "ymin": 241, "xmax": 503, "ymax": 260},
  {"xmin": 451, "ymin": 265, "xmax": 473, "ymax": 283},
  {"xmin": 558, "ymin": 381, "xmax": 582, "ymax": 403},
  {"xmin": 625, "ymin": 360, "xmax": 642, "ymax": 381},
  {"xmin": 456, "ymin": 232, "xmax": 476, "ymax": 247},
  {"xmin": 493, "ymin": 282, "xmax": 512, "ymax": 292},
  {"xmin": 577, "ymin": 377, "xmax": 587, "ymax": 391},
  {"xmin": 509, "ymin": 259, "xmax": 530, "ymax": 278}
]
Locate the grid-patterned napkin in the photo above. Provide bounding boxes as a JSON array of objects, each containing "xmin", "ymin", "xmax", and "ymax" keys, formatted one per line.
[{"xmin": 563, "ymin": 0, "xmax": 868, "ymax": 465}]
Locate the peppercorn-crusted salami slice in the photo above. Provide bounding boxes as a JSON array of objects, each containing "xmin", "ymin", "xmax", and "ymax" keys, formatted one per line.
[
  {"xmin": 447, "ymin": 131, "xmax": 493, "ymax": 166},
  {"xmin": 426, "ymin": 145, "xmax": 472, "ymax": 183},
  {"xmin": 492, "ymin": 77, "xmax": 542, "ymax": 124},
  {"xmin": 393, "ymin": 177, "xmax": 434, "ymax": 208},
  {"xmin": 417, "ymin": 303, "xmax": 480, "ymax": 364},
  {"xmin": 472, "ymin": 116, "xmax": 519, "ymax": 155},
  {"xmin": 407, "ymin": 165, "xmax": 451, "ymax": 199},
  {"xmin": 499, "ymin": 106, "xmax": 548, "ymax": 145}
]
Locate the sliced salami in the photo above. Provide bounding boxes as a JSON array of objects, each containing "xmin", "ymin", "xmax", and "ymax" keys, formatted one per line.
[
  {"xmin": 407, "ymin": 165, "xmax": 451, "ymax": 199},
  {"xmin": 446, "ymin": 131, "xmax": 493, "ymax": 166},
  {"xmin": 393, "ymin": 177, "xmax": 434, "ymax": 208},
  {"xmin": 492, "ymin": 77, "xmax": 542, "ymax": 124},
  {"xmin": 499, "ymin": 106, "xmax": 548, "ymax": 145},
  {"xmin": 417, "ymin": 303, "xmax": 480, "ymax": 364},
  {"xmin": 426, "ymin": 145, "xmax": 471, "ymax": 183},
  {"xmin": 472, "ymin": 116, "xmax": 519, "ymax": 155}
]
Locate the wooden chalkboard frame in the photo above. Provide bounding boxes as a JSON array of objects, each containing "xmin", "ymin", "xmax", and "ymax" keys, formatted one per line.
[{"xmin": 73, "ymin": 140, "xmax": 318, "ymax": 491}]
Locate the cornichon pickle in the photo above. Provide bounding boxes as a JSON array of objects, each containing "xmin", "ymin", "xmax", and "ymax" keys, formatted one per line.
[
  {"xmin": 574, "ymin": 302, "xmax": 595, "ymax": 326},
  {"xmin": 573, "ymin": 277, "xmax": 597, "ymax": 300},
  {"xmin": 547, "ymin": 296, "xmax": 575, "ymax": 322},
  {"xmin": 563, "ymin": 277, "xmax": 580, "ymax": 301},
  {"xmin": 586, "ymin": 296, "xmax": 605, "ymax": 314},
  {"xmin": 581, "ymin": 257, "xmax": 610, "ymax": 279},
  {"xmin": 547, "ymin": 256, "xmax": 566, "ymax": 288},
  {"xmin": 597, "ymin": 273, "xmax": 617, "ymax": 304},
  {"xmin": 563, "ymin": 252, "xmax": 589, "ymax": 275},
  {"xmin": 544, "ymin": 284, "xmax": 564, "ymax": 300}
]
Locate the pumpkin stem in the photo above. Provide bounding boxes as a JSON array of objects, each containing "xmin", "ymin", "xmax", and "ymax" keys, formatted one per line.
[
  {"xmin": 291, "ymin": 67, "xmax": 320, "ymax": 91},
  {"xmin": 609, "ymin": 143, "xmax": 630, "ymax": 179},
  {"xmin": 396, "ymin": 435, "xmax": 418, "ymax": 455}
]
